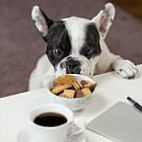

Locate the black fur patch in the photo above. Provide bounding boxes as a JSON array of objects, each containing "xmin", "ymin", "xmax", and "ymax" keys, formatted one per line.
[
  {"xmin": 80, "ymin": 23, "xmax": 101, "ymax": 59},
  {"xmin": 45, "ymin": 21, "xmax": 71, "ymax": 68}
]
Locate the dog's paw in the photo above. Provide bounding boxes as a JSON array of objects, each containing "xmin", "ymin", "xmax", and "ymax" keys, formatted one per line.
[{"xmin": 113, "ymin": 59, "xmax": 138, "ymax": 79}]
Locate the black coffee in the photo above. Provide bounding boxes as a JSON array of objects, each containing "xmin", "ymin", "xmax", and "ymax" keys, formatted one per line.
[{"xmin": 34, "ymin": 112, "xmax": 67, "ymax": 127}]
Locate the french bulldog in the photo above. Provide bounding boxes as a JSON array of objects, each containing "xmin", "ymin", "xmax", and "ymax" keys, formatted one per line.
[{"xmin": 29, "ymin": 3, "xmax": 138, "ymax": 90}]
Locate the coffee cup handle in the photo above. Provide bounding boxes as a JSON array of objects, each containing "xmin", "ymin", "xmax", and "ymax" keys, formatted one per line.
[{"xmin": 67, "ymin": 119, "xmax": 85, "ymax": 137}]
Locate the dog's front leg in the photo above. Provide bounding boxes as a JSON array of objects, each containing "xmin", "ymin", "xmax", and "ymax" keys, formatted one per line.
[{"xmin": 112, "ymin": 59, "xmax": 138, "ymax": 79}]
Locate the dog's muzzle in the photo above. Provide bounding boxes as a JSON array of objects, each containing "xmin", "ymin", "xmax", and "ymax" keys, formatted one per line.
[{"xmin": 65, "ymin": 58, "xmax": 81, "ymax": 74}]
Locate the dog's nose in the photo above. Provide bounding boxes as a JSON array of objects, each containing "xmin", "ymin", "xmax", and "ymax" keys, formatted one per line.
[{"xmin": 66, "ymin": 59, "xmax": 81, "ymax": 74}]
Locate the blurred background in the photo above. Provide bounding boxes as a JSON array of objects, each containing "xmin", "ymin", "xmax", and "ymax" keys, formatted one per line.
[{"xmin": 0, "ymin": 0, "xmax": 142, "ymax": 97}]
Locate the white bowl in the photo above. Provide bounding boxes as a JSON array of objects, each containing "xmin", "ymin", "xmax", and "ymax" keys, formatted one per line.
[{"xmin": 46, "ymin": 74, "xmax": 97, "ymax": 111}]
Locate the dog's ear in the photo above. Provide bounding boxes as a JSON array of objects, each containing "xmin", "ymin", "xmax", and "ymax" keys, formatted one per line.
[
  {"xmin": 31, "ymin": 6, "xmax": 54, "ymax": 41},
  {"xmin": 91, "ymin": 3, "xmax": 115, "ymax": 39}
]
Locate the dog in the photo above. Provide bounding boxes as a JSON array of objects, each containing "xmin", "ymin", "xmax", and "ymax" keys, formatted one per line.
[{"xmin": 29, "ymin": 3, "xmax": 138, "ymax": 90}]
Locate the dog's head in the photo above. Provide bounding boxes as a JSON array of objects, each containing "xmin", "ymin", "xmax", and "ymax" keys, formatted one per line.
[{"xmin": 31, "ymin": 3, "xmax": 115, "ymax": 76}]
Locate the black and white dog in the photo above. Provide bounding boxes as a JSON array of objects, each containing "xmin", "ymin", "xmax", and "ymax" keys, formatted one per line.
[{"xmin": 29, "ymin": 3, "xmax": 137, "ymax": 90}]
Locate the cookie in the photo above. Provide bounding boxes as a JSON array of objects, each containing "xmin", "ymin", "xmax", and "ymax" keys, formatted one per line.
[
  {"xmin": 81, "ymin": 88, "xmax": 92, "ymax": 97},
  {"xmin": 54, "ymin": 75, "xmax": 76, "ymax": 86},
  {"xmin": 72, "ymin": 81, "xmax": 80, "ymax": 90},
  {"xmin": 80, "ymin": 80, "xmax": 88, "ymax": 87},
  {"xmin": 76, "ymin": 80, "xmax": 83, "ymax": 88},
  {"xmin": 84, "ymin": 82, "xmax": 97, "ymax": 91},
  {"xmin": 75, "ymin": 90, "xmax": 84, "ymax": 98},
  {"xmin": 51, "ymin": 84, "xmax": 72, "ymax": 94},
  {"xmin": 59, "ymin": 89, "xmax": 75, "ymax": 98}
]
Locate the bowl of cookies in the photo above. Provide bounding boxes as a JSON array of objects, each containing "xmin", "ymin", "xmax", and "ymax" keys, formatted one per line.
[{"xmin": 46, "ymin": 74, "xmax": 97, "ymax": 111}]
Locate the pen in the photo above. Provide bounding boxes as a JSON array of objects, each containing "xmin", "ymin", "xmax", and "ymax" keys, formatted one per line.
[{"xmin": 127, "ymin": 96, "xmax": 142, "ymax": 112}]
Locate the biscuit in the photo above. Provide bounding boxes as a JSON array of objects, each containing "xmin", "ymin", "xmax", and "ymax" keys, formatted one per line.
[
  {"xmin": 80, "ymin": 80, "xmax": 88, "ymax": 87},
  {"xmin": 59, "ymin": 89, "xmax": 75, "ymax": 98},
  {"xmin": 72, "ymin": 81, "xmax": 80, "ymax": 90},
  {"xmin": 81, "ymin": 88, "xmax": 92, "ymax": 97},
  {"xmin": 51, "ymin": 84, "xmax": 72, "ymax": 94},
  {"xmin": 84, "ymin": 82, "xmax": 97, "ymax": 91},
  {"xmin": 76, "ymin": 80, "xmax": 83, "ymax": 88},
  {"xmin": 75, "ymin": 90, "xmax": 83, "ymax": 98},
  {"xmin": 59, "ymin": 92, "xmax": 66, "ymax": 98},
  {"xmin": 54, "ymin": 75, "xmax": 76, "ymax": 86}
]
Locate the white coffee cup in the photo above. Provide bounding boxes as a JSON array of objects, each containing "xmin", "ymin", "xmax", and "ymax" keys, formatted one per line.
[{"xmin": 18, "ymin": 103, "xmax": 84, "ymax": 142}]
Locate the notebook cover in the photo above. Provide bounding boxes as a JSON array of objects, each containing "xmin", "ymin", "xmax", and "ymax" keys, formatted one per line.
[{"xmin": 87, "ymin": 102, "xmax": 142, "ymax": 142}]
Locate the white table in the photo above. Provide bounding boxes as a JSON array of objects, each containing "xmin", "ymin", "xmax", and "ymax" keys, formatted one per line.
[{"xmin": 0, "ymin": 64, "xmax": 142, "ymax": 142}]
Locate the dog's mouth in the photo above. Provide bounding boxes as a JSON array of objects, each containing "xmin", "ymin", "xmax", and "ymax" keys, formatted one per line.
[
  {"xmin": 66, "ymin": 64, "xmax": 81, "ymax": 74},
  {"xmin": 55, "ymin": 56, "xmax": 93, "ymax": 76},
  {"xmin": 64, "ymin": 59, "xmax": 81, "ymax": 74}
]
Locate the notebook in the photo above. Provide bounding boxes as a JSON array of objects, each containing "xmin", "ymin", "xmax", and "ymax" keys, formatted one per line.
[{"xmin": 86, "ymin": 102, "xmax": 142, "ymax": 142}]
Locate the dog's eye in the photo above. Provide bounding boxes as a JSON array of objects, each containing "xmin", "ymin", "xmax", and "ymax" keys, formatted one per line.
[
  {"xmin": 87, "ymin": 49, "xmax": 93, "ymax": 55},
  {"xmin": 53, "ymin": 49, "xmax": 62, "ymax": 56}
]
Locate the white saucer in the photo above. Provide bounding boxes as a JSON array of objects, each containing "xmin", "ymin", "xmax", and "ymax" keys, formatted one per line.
[{"xmin": 17, "ymin": 122, "xmax": 87, "ymax": 142}]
